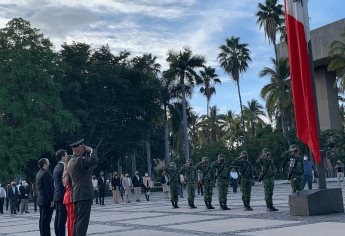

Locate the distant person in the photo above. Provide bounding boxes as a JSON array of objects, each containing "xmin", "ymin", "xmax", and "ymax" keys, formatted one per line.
[
  {"xmin": 8, "ymin": 181, "xmax": 18, "ymax": 214},
  {"xmin": 288, "ymin": 144, "xmax": 304, "ymax": 193},
  {"xmin": 66, "ymin": 139, "xmax": 98, "ymax": 236},
  {"xmin": 98, "ymin": 171, "xmax": 107, "ymax": 205},
  {"xmin": 179, "ymin": 173, "xmax": 185, "ymax": 198},
  {"xmin": 161, "ymin": 171, "xmax": 169, "ymax": 199},
  {"xmin": 142, "ymin": 173, "xmax": 151, "ymax": 201},
  {"xmin": 132, "ymin": 171, "xmax": 142, "ymax": 202},
  {"xmin": 32, "ymin": 182, "xmax": 38, "ymax": 212},
  {"xmin": 63, "ymin": 155, "xmax": 74, "ymax": 236},
  {"xmin": 122, "ymin": 173, "xmax": 132, "ymax": 203},
  {"xmin": 0, "ymin": 183, "xmax": 6, "ymax": 214},
  {"xmin": 120, "ymin": 174, "xmax": 125, "ymax": 202},
  {"xmin": 230, "ymin": 168, "xmax": 239, "ymax": 193},
  {"xmin": 36, "ymin": 158, "xmax": 54, "ymax": 236},
  {"xmin": 6, "ymin": 183, "xmax": 10, "ymax": 211},
  {"xmin": 302, "ymin": 155, "xmax": 314, "ymax": 190},
  {"xmin": 111, "ymin": 172, "xmax": 121, "ymax": 204},
  {"xmin": 335, "ymin": 160, "xmax": 344, "ymax": 185},
  {"xmin": 53, "ymin": 149, "xmax": 68, "ymax": 236},
  {"xmin": 19, "ymin": 181, "xmax": 30, "ymax": 214},
  {"xmin": 197, "ymin": 170, "xmax": 203, "ymax": 196},
  {"xmin": 92, "ymin": 176, "xmax": 99, "ymax": 204}
]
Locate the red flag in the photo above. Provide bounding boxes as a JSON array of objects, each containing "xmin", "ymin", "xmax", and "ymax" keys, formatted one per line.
[{"xmin": 284, "ymin": 0, "xmax": 321, "ymax": 164}]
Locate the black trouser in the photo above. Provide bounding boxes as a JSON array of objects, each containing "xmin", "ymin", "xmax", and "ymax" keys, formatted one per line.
[
  {"xmin": 231, "ymin": 178, "xmax": 238, "ymax": 193},
  {"xmin": 39, "ymin": 205, "xmax": 54, "ymax": 236},
  {"xmin": 10, "ymin": 199, "xmax": 16, "ymax": 213},
  {"xmin": 94, "ymin": 190, "xmax": 99, "ymax": 204},
  {"xmin": 6, "ymin": 197, "xmax": 9, "ymax": 211},
  {"xmin": 33, "ymin": 196, "xmax": 37, "ymax": 211},
  {"xmin": 54, "ymin": 201, "xmax": 67, "ymax": 236},
  {"xmin": 99, "ymin": 189, "xmax": 105, "ymax": 205},
  {"xmin": 73, "ymin": 200, "xmax": 92, "ymax": 236},
  {"xmin": 197, "ymin": 183, "xmax": 203, "ymax": 195},
  {"xmin": 0, "ymin": 198, "xmax": 4, "ymax": 213}
]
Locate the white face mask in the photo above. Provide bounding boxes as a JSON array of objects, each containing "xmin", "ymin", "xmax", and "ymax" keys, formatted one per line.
[
  {"xmin": 145, "ymin": 174, "xmax": 148, "ymax": 177},
  {"xmin": 304, "ymin": 157, "xmax": 308, "ymax": 161}
]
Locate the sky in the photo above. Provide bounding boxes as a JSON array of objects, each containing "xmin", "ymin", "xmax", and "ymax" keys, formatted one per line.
[{"xmin": 0, "ymin": 0, "xmax": 344, "ymax": 116}]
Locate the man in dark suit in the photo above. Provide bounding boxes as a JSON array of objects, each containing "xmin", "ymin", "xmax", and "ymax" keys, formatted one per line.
[
  {"xmin": 97, "ymin": 171, "xmax": 106, "ymax": 205},
  {"xmin": 67, "ymin": 139, "xmax": 98, "ymax": 236},
  {"xmin": 7, "ymin": 182, "xmax": 18, "ymax": 214},
  {"xmin": 132, "ymin": 171, "xmax": 142, "ymax": 202},
  {"xmin": 36, "ymin": 158, "xmax": 55, "ymax": 236},
  {"xmin": 53, "ymin": 149, "xmax": 68, "ymax": 236}
]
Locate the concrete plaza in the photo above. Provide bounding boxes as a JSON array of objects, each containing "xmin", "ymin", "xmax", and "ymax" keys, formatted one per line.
[{"xmin": 1, "ymin": 182, "xmax": 344, "ymax": 236}]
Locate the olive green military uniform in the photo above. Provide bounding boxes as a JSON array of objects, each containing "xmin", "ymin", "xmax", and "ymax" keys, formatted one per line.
[
  {"xmin": 180, "ymin": 161, "xmax": 197, "ymax": 208},
  {"xmin": 195, "ymin": 157, "xmax": 215, "ymax": 209},
  {"xmin": 211, "ymin": 155, "xmax": 230, "ymax": 210},
  {"xmin": 164, "ymin": 162, "xmax": 180, "ymax": 208},
  {"xmin": 256, "ymin": 148, "xmax": 278, "ymax": 211},
  {"xmin": 288, "ymin": 145, "xmax": 304, "ymax": 193},
  {"xmin": 232, "ymin": 151, "xmax": 253, "ymax": 211}
]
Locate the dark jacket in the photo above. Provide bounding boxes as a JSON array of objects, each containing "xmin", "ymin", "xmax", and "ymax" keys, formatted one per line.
[
  {"xmin": 53, "ymin": 162, "xmax": 66, "ymax": 202},
  {"xmin": 161, "ymin": 175, "xmax": 167, "ymax": 184},
  {"xmin": 36, "ymin": 169, "xmax": 54, "ymax": 206},
  {"xmin": 67, "ymin": 150, "xmax": 98, "ymax": 202},
  {"xmin": 111, "ymin": 176, "xmax": 121, "ymax": 190},
  {"xmin": 19, "ymin": 185, "xmax": 30, "ymax": 200},
  {"xmin": 98, "ymin": 176, "xmax": 107, "ymax": 192},
  {"xmin": 132, "ymin": 175, "xmax": 142, "ymax": 187},
  {"xmin": 7, "ymin": 185, "xmax": 19, "ymax": 201}
]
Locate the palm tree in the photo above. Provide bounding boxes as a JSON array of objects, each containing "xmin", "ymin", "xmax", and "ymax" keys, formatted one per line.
[
  {"xmin": 219, "ymin": 110, "xmax": 242, "ymax": 148},
  {"xmin": 199, "ymin": 66, "xmax": 221, "ymax": 116},
  {"xmin": 328, "ymin": 30, "xmax": 345, "ymax": 91},
  {"xmin": 256, "ymin": 0, "xmax": 284, "ymax": 58},
  {"xmin": 166, "ymin": 47, "xmax": 205, "ymax": 160},
  {"xmin": 131, "ymin": 53, "xmax": 161, "ymax": 77},
  {"xmin": 259, "ymin": 57, "xmax": 292, "ymax": 132},
  {"xmin": 243, "ymin": 99, "xmax": 265, "ymax": 136},
  {"xmin": 218, "ymin": 36, "xmax": 251, "ymax": 137}
]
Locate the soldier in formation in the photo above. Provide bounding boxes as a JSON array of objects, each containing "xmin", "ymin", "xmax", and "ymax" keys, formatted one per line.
[
  {"xmin": 195, "ymin": 157, "xmax": 215, "ymax": 209},
  {"xmin": 232, "ymin": 151, "xmax": 253, "ymax": 211},
  {"xmin": 180, "ymin": 159, "xmax": 197, "ymax": 208},
  {"xmin": 164, "ymin": 162, "xmax": 180, "ymax": 208},
  {"xmin": 256, "ymin": 148, "xmax": 278, "ymax": 212},
  {"xmin": 288, "ymin": 144, "xmax": 304, "ymax": 193},
  {"xmin": 211, "ymin": 154, "xmax": 230, "ymax": 210}
]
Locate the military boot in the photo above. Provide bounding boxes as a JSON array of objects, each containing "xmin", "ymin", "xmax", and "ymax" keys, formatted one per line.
[
  {"xmin": 267, "ymin": 203, "xmax": 278, "ymax": 212},
  {"xmin": 175, "ymin": 202, "xmax": 179, "ymax": 208},
  {"xmin": 208, "ymin": 202, "xmax": 215, "ymax": 209},
  {"xmin": 222, "ymin": 203, "xmax": 230, "ymax": 210},
  {"xmin": 191, "ymin": 203, "xmax": 197, "ymax": 209},
  {"xmin": 244, "ymin": 205, "xmax": 253, "ymax": 211}
]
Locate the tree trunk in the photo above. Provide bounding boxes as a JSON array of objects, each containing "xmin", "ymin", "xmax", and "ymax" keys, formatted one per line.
[
  {"xmin": 206, "ymin": 98, "xmax": 210, "ymax": 117},
  {"xmin": 163, "ymin": 105, "xmax": 170, "ymax": 164},
  {"xmin": 181, "ymin": 78, "xmax": 190, "ymax": 161},
  {"xmin": 131, "ymin": 151, "xmax": 136, "ymax": 176},
  {"xmin": 146, "ymin": 139, "xmax": 152, "ymax": 177},
  {"xmin": 236, "ymin": 78, "xmax": 246, "ymax": 147}
]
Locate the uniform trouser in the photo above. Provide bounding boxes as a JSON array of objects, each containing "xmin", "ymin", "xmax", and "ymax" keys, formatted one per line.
[
  {"xmin": 170, "ymin": 184, "xmax": 179, "ymax": 203},
  {"xmin": 217, "ymin": 180, "xmax": 228, "ymax": 205},
  {"xmin": 241, "ymin": 179, "xmax": 252, "ymax": 207},
  {"xmin": 302, "ymin": 175, "xmax": 313, "ymax": 190},
  {"xmin": 263, "ymin": 178, "xmax": 274, "ymax": 207},
  {"xmin": 291, "ymin": 176, "xmax": 303, "ymax": 193},
  {"xmin": 186, "ymin": 183, "xmax": 196, "ymax": 203},
  {"xmin": 39, "ymin": 204, "xmax": 54, "ymax": 236},
  {"xmin": 125, "ymin": 189, "xmax": 131, "ymax": 203},
  {"xmin": 20, "ymin": 199, "xmax": 28, "ymax": 213},
  {"xmin": 54, "ymin": 201, "xmax": 67, "ymax": 236},
  {"xmin": 112, "ymin": 188, "xmax": 120, "ymax": 204},
  {"xmin": 134, "ymin": 187, "xmax": 141, "ymax": 201},
  {"xmin": 10, "ymin": 199, "xmax": 16, "ymax": 213},
  {"xmin": 73, "ymin": 200, "xmax": 92, "ymax": 236},
  {"xmin": 0, "ymin": 198, "xmax": 4, "ymax": 213},
  {"xmin": 337, "ymin": 172, "xmax": 344, "ymax": 184},
  {"xmin": 203, "ymin": 182, "xmax": 213, "ymax": 204},
  {"xmin": 65, "ymin": 203, "xmax": 75, "ymax": 236}
]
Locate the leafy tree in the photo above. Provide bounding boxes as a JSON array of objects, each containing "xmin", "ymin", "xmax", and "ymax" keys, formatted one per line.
[
  {"xmin": 328, "ymin": 30, "xmax": 345, "ymax": 91},
  {"xmin": 0, "ymin": 18, "xmax": 78, "ymax": 181},
  {"xmin": 243, "ymin": 99, "xmax": 265, "ymax": 136}
]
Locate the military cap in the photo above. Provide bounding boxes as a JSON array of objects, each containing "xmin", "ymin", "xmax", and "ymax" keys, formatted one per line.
[
  {"xmin": 262, "ymin": 148, "xmax": 270, "ymax": 154},
  {"xmin": 202, "ymin": 157, "xmax": 209, "ymax": 162},
  {"xmin": 289, "ymin": 144, "xmax": 299, "ymax": 151},
  {"xmin": 240, "ymin": 151, "xmax": 248, "ymax": 157},
  {"xmin": 69, "ymin": 139, "xmax": 84, "ymax": 148},
  {"xmin": 218, "ymin": 154, "xmax": 225, "ymax": 160}
]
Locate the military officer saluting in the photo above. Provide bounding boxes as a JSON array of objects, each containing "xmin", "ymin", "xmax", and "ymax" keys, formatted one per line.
[
  {"xmin": 256, "ymin": 148, "xmax": 278, "ymax": 212},
  {"xmin": 195, "ymin": 157, "xmax": 215, "ymax": 209},
  {"xmin": 288, "ymin": 144, "xmax": 304, "ymax": 193},
  {"xmin": 66, "ymin": 139, "xmax": 98, "ymax": 236},
  {"xmin": 180, "ymin": 159, "xmax": 197, "ymax": 208},
  {"xmin": 211, "ymin": 154, "xmax": 230, "ymax": 210},
  {"xmin": 232, "ymin": 151, "xmax": 253, "ymax": 211}
]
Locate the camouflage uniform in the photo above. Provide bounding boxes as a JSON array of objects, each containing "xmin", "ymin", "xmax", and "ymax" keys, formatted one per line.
[
  {"xmin": 288, "ymin": 145, "xmax": 304, "ymax": 193},
  {"xmin": 195, "ymin": 157, "xmax": 215, "ymax": 209},
  {"xmin": 211, "ymin": 154, "xmax": 230, "ymax": 210},
  {"xmin": 180, "ymin": 160, "xmax": 197, "ymax": 208},
  {"xmin": 232, "ymin": 151, "xmax": 253, "ymax": 211},
  {"xmin": 164, "ymin": 162, "xmax": 180, "ymax": 208},
  {"xmin": 256, "ymin": 148, "xmax": 278, "ymax": 211}
]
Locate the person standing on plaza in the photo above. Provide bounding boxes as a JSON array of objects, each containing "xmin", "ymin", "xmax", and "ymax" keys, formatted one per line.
[
  {"xmin": 166, "ymin": 162, "xmax": 180, "ymax": 208},
  {"xmin": 335, "ymin": 160, "xmax": 344, "ymax": 185},
  {"xmin": 142, "ymin": 173, "xmax": 151, "ymax": 201},
  {"xmin": 302, "ymin": 155, "xmax": 314, "ymax": 190},
  {"xmin": 53, "ymin": 149, "xmax": 68, "ymax": 236},
  {"xmin": 67, "ymin": 139, "xmax": 98, "ymax": 236},
  {"xmin": 161, "ymin": 171, "xmax": 170, "ymax": 199},
  {"xmin": 32, "ymin": 182, "xmax": 38, "ymax": 212},
  {"xmin": 230, "ymin": 168, "xmax": 238, "ymax": 193},
  {"xmin": 122, "ymin": 173, "xmax": 132, "ymax": 203},
  {"xmin": 36, "ymin": 158, "xmax": 55, "ymax": 236},
  {"xmin": 179, "ymin": 173, "xmax": 185, "ymax": 198},
  {"xmin": 63, "ymin": 155, "xmax": 74, "ymax": 236},
  {"xmin": 92, "ymin": 176, "xmax": 99, "ymax": 204},
  {"xmin": 0, "ymin": 183, "xmax": 6, "ymax": 214},
  {"xmin": 180, "ymin": 159, "xmax": 197, "ymax": 208},
  {"xmin": 98, "ymin": 171, "xmax": 107, "ymax": 205},
  {"xmin": 111, "ymin": 172, "xmax": 121, "ymax": 204},
  {"xmin": 197, "ymin": 170, "xmax": 203, "ymax": 196},
  {"xmin": 195, "ymin": 157, "xmax": 215, "ymax": 209},
  {"xmin": 8, "ymin": 181, "xmax": 18, "ymax": 214},
  {"xmin": 19, "ymin": 181, "xmax": 30, "ymax": 213},
  {"xmin": 232, "ymin": 151, "xmax": 253, "ymax": 211},
  {"xmin": 211, "ymin": 154, "xmax": 230, "ymax": 210},
  {"xmin": 6, "ymin": 183, "xmax": 10, "ymax": 212},
  {"xmin": 288, "ymin": 144, "xmax": 304, "ymax": 193},
  {"xmin": 256, "ymin": 148, "xmax": 278, "ymax": 212},
  {"xmin": 132, "ymin": 171, "xmax": 142, "ymax": 202}
]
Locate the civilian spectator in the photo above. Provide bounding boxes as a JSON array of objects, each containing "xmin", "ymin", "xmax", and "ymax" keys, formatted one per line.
[
  {"xmin": 92, "ymin": 176, "xmax": 99, "ymax": 204},
  {"xmin": 335, "ymin": 160, "xmax": 344, "ymax": 185},
  {"xmin": 302, "ymin": 155, "xmax": 314, "ymax": 190},
  {"xmin": 132, "ymin": 171, "xmax": 142, "ymax": 202},
  {"xmin": 111, "ymin": 172, "xmax": 121, "ymax": 204}
]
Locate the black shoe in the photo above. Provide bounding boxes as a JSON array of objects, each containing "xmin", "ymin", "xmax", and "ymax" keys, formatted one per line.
[
  {"xmin": 244, "ymin": 206, "xmax": 253, "ymax": 211},
  {"xmin": 25, "ymin": 211, "xmax": 29, "ymax": 213},
  {"xmin": 267, "ymin": 206, "xmax": 278, "ymax": 212},
  {"xmin": 222, "ymin": 205, "xmax": 230, "ymax": 210},
  {"xmin": 208, "ymin": 204, "xmax": 215, "ymax": 209}
]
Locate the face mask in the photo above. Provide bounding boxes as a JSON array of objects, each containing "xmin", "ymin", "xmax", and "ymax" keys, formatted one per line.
[
  {"xmin": 145, "ymin": 174, "xmax": 148, "ymax": 177},
  {"xmin": 304, "ymin": 157, "xmax": 308, "ymax": 161}
]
